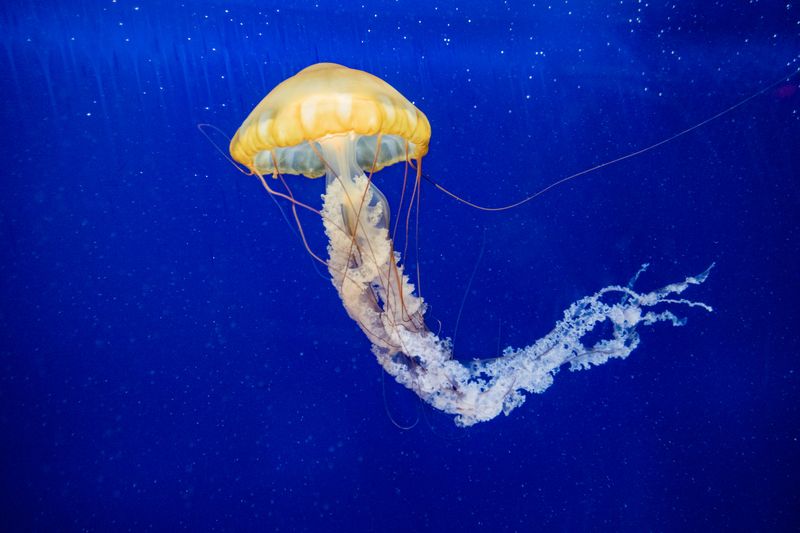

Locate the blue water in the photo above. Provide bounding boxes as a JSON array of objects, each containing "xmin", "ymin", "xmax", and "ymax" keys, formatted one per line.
[{"xmin": 1, "ymin": 1, "xmax": 798, "ymax": 530}]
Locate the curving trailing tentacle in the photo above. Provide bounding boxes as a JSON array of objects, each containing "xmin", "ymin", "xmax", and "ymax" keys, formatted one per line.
[{"xmin": 322, "ymin": 171, "xmax": 712, "ymax": 427}]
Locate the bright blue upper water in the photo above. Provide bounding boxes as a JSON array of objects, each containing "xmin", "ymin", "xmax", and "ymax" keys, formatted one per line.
[{"xmin": 1, "ymin": 1, "xmax": 798, "ymax": 531}]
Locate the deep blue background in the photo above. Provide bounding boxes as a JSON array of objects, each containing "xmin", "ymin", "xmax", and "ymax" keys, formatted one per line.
[{"xmin": 1, "ymin": 1, "xmax": 798, "ymax": 530}]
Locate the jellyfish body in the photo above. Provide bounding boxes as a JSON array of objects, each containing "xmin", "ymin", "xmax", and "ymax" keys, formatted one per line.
[
  {"xmin": 230, "ymin": 63, "xmax": 430, "ymax": 350},
  {"xmin": 230, "ymin": 63, "xmax": 711, "ymax": 426}
]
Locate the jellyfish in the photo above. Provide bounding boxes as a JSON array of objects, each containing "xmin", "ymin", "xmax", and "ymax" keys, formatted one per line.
[{"xmin": 229, "ymin": 63, "xmax": 712, "ymax": 427}]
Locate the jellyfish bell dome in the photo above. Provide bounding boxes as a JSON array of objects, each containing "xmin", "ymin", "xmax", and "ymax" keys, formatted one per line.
[{"xmin": 229, "ymin": 62, "xmax": 431, "ymax": 179}]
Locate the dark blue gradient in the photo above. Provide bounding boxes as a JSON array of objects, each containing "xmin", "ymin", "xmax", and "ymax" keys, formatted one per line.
[{"xmin": 1, "ymin": 1, "xmax": 798, "ymax": 530}]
